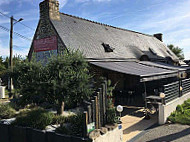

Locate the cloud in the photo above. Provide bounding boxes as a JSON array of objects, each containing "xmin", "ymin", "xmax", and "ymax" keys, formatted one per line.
[
  {"xmin": 75, "ymin": 0, "xmax": 111, "ymax": 3},
  {"xmin": 58, "ymin": 0, "xmax": 68, "ymax": 8}
]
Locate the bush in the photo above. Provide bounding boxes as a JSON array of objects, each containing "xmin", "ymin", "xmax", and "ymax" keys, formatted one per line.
[
  {"xmin": 168, "ymin": 99, "xmax": 190, "ymax": 125},
  {"xmin": 56, "ymin": 113, "xmax": 84, "ymax": 136},
  {"xmin": 52, "ymin": 115, "xmax": 65, "ymax": 125},
  {"xmin": 12, "ymin": 108, "xmax": 54, "ymax": 129},
  {"xmin": 0, "ymin": 103, "xmax": 16, "ymax": 119},
  {"xmin": 106, "ymin": 107, "xmax": 118, "ymax": 124}
]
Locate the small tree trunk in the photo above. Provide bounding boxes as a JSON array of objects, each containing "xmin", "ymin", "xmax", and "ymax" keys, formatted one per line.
[{"xmin": 57, "ymin": 101, "xmax": 64, "ymax": 116}]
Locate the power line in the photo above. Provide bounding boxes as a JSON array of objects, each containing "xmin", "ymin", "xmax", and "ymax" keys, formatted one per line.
[
  {"xmin": 0, "ymin": 25, "xmax": 32, "ymax": 41},
  {"xmin": 0, "ymin": 11, "xmax": 35, "ymax": 31}
]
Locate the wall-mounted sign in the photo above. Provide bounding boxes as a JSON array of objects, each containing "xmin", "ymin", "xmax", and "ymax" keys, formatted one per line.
[
  {"xmin": 87, "ymin": 122, "xmax": 95, "ymax": 133},
  {"xmin": 33, "ymin": 36, "xmax": 58, "ymax": 64},
  {"xmin": 34, "ymin": 36, "xmax": 57, "ymax": 52}
]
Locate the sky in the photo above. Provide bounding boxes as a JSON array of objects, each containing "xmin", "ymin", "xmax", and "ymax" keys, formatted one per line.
[{"xmin": 0, "ymin": 0, "xmax": 190, "ymax": 59}]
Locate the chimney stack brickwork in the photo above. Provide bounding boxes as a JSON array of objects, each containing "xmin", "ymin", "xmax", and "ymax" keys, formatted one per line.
[
  {"xmin": 40, "ymin": 0, "xmax": 61, "ymax": 21},
  {"xmin": 31, "ymin": 0, "xmax": 65, "ymax": 57}
]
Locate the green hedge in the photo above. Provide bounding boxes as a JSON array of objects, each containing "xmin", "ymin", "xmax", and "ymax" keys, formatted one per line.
[
  {"xmin": 0, "ymin": 104, "xmax": 16, "ymax": 119},
  {"xmin": 12, "ymin": 108, "xmax": 54, "ymax": 130},
  {"xmin": 168, "ymin": 99, "xmax": 190, "ymax": 125}
]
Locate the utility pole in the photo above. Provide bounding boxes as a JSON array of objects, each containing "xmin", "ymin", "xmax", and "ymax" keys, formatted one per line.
[{"xmin": 9, "ymin": 16, "xmax": 13, "ymax": 95}]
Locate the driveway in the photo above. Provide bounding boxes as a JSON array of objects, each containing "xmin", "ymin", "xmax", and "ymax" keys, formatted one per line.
[
  {"xmin": 132, "ymin": 124, "xmax": 190, "ymax": 142},
  {"xmin": 121, "ymin": 106, "xmax": 157, "ymax": 142}
]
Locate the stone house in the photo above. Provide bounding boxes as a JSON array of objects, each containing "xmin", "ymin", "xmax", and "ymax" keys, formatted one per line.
[{"xmin": 28, "ymin": 0, "xmax": 187, "ymax": 106}]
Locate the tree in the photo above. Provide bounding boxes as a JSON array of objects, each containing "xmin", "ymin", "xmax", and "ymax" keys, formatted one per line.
[
  {"xmin": 45, "ymin": 50, "xmax": 92, "ymax": 114},
  {"xmin": 167, "ymin": 44, "xmax": 184, "ymax": 60},
  {"xmin": 12, "ymin": 50, "xmax": 93, "ymax": 115}
]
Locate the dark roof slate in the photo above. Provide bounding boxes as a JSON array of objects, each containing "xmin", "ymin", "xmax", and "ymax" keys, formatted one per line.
[{"xmin": 51, "ymin": 13, "xmax": 178, "ymax": 61}]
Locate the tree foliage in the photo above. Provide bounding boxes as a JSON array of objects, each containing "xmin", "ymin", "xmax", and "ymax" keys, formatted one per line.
[
  {"xmin": 12, "ymin": 50, "xmax": 93, "ymax": 113},
  {"xmin": 167, "ymin": 44, "xmax": 184, "ymax": 60}
]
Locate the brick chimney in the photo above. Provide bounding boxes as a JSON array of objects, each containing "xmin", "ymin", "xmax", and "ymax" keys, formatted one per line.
[
  {"xmin": 39, "ymin": 0, "xmax": 61, "ymax": 21},
  {"xmin": 153, "ymin": 33, "xmax": 163, "ymax": 42}
]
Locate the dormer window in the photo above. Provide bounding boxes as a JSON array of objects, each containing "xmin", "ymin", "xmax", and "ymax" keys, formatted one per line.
[
  {"xmin": 149, "ymin": 47, "xmax": 157, "ymax": 55},
  {"xmin": 102, "ymin": 43, "xmax": 114, "ymax": 52}
]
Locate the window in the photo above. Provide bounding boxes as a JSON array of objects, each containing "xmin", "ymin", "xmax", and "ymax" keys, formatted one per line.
[
  {"xmin": 149, "ymin": 48, "xmax": 157, "ymax": 55},
  {"xmin": 102, "ymin": 43, "xmax": 114, "ymax": 52}
]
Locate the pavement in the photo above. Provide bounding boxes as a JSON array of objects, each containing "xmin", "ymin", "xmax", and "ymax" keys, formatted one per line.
[
  {"xmin": 133, "ymin": 124, "xmax": 190, "ymax": 142},
  {"xmin": 121, "ymin": 106, "xmax": 157, "ymax": 142}
]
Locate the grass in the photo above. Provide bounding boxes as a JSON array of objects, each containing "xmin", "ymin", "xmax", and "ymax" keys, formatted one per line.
[{"xmin": 168, "ymin": 99, "xmax": 190, "ymax": 125}]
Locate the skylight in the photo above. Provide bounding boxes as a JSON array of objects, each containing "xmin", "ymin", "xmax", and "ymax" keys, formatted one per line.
[
  {"xmin": 102, "ymin": 43, "xmax": 114, "ymax": 52},
  {"xmin": 149, "ymin": 48, "xmax": 157, "ymax": 55}
]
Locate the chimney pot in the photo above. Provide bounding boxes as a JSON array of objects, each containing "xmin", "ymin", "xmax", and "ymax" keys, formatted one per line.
[{"xmin": 153, "ymin": 33, "xmax": 163, "ymax": 42}]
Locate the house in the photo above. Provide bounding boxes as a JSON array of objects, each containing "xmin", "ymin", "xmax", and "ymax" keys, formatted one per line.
[{"xmin": 28, "ymin": 0, "xmax": 187, "ymax": 106}]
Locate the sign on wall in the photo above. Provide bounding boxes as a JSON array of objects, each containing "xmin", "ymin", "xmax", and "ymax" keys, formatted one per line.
[{"xmin": 33, "ymin": 36, "xmax": 58, "ymax": 63}]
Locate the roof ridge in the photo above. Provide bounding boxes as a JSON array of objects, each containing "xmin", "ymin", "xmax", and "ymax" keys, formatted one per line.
[{"xmin": 60, "ymin": 12, "xmax": 153, "ymax": 37}]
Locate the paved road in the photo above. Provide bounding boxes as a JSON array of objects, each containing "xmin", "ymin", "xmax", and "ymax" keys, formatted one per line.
[{"xmin": 132, "ymin": 124, "xmax": 190, "ymax": 142}]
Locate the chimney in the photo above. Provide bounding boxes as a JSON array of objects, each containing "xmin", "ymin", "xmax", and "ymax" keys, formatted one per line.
[
  {"xmin": 39, "ymin": 0, "xmax": 61, "ymax": 21},
  {"xmin": 153, "ymin": 33, "xmax": 163, "ymax": 42}
]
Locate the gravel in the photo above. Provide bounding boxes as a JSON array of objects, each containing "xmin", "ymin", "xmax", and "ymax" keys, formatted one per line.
[{"xmin": 133, "ymin": 124, "xmax": 190, "ymax": 142}]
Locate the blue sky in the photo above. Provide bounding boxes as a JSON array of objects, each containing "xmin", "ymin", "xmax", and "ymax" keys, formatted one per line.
[{"xmin": 0, "ymin": 0, "xmax": 190, "ymax": 59}]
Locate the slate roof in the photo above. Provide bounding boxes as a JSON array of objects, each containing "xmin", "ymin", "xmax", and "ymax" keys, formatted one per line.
[
  {"xmin": 139, "ymin": 61, "xmax": 186, "ymax": 71},
  {"xmin": 90, "ymin": 61, "xmax": 178, "ymax": 82},
  {"xmin": 51, "ymin": 13, "xmax": 179, "ymax": 61}
]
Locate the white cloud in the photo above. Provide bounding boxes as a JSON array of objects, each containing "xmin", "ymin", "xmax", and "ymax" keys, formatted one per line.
[
  {"xmin": 75, "ymin": 0, "xmax": 111, "ymax": 3},
  {"xmin": 58, "ymin": 0, "xmax": 68, "ymax": 8}
]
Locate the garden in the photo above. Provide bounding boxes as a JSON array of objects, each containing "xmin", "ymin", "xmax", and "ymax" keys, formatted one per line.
[
  {"xmin": 0, "ymin": 51, "xmax": 118, "ymax": 142},
  {"xmin": 168, "ymin": 99, "xmax": 190, "ymax": 125}
]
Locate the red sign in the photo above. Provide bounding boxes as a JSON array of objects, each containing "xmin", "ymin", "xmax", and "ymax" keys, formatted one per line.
[{"xmin": 33, "ymin": 36, "xmax": 57, "ymax": 52}]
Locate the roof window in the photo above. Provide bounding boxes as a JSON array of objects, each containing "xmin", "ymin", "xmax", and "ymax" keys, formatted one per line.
[
  {"xmin": 102, "ymin": 43, "xmax": 114, "ymax": 52},
  {"xmin": 149, "ymin": 47, "xmax": 157, "ymax": 55}
]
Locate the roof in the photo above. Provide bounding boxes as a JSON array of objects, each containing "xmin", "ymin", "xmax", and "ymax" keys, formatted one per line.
[
  {"xmin": 90, "ymin": 61, "xmax": 178, "ymax": 82},
  {"xmin": 139, "ymin": 61, "xmax": 186, "ymax": 72},
  {"xmin": 51, "ymin": 13, "xmax": 179, "ymax": 61}
]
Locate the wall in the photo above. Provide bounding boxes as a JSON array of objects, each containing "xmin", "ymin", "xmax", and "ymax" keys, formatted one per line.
[
  {"xmin": 158, "ymin": 92, "xmax": 190, "ymax": 125},
  {"xmin": 93, "ymin": 126, "xmax": 123, "ymax": 142},
  {"xmin": 0, "ymin": 124, "xmax": 91, "ymax": 142}
]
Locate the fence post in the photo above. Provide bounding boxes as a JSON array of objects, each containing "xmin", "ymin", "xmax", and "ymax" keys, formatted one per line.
[
  {"xmin": 101, "ymin": 83, "xmax": 106, "ymax": 125},
  {"xmin": 83, "ymin": 111, "xmax": 88, "ymax": 137},
  {"xmin": 98, "ymin": 88, "xmax": 103, "ymax": 127},
  {"xmin": 91, "ymin": 100, "xmax": 95, "ymax": 123},
  {"xmin": 87, "ymin": 105, "xmax": 92, "ymax": 124},
  {"xmin": 94, "ymin": 95, "xmax": 99, "ymax": 129}
]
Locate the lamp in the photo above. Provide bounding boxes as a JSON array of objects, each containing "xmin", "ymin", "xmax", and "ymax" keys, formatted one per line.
[
  {"xmin": 180, "ymin": 86, "xmax": 183, "ymax": 91},
  {"xmin": 160, "ymin": 92, "xmax": 165, "ymax": 98}
]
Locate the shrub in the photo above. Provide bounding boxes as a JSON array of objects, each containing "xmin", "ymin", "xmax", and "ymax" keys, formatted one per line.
[
  {"xmin": 56, "ymin": 113, "xmax": 84, "ymax": 136},
  {"xmin": 0, "ymin": 103, "xmax": 16, "ymax": 119},
  {"xmin": 52, "ymin": 115, "xmax": 65, "ymax": 125},
  {"xmin": 176, "ymin": 105, "xmax": 184, "ymax": 113},
  {"xmin": 168, "ymin": 99, "xmax": 190, "ymax": 125},
  {"xmin": 13, "ymin": 108, "xmax": 54, "ymax": 129},
  {"xmin": 106, "ymin": 107, "xmax": 118, "ymax": 124}
]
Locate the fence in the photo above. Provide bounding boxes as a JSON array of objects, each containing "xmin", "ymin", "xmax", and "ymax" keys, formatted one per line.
[
  {"xmin": 182, "ymin": 78, "xmax": 190, "ymax": 95},
  {"xmin": 0, "ymin": 124, "xmax": 91, "ymax": 142},
  {"xmin": 83, "ymin": 80, "xmax": 108, "ymax": 137},
  {"xmin": 163, "ymin": 78, "xmax": 190, "ymax": 103},
  {"xmin": 163, "ymin": 81, "xmax": 180, "ymax": 103}
]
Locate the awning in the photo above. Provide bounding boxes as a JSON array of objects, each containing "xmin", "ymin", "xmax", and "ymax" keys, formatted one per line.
[
  {"xmin": 139, "ymin": 61, "xmax": 186, "ymax": 72},
  {"xmin": 90, "ymin": 61, "xmax": 178, "ymax": 82}
]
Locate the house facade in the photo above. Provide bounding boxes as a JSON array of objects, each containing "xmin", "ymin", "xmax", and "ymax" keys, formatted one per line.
[{"xmin": 28, "ymin": 0, "xmax": 187, "ymax": 106}]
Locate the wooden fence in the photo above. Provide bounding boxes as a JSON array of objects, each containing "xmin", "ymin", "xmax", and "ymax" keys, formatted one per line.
[
  {"xmin": 163, "ymin": 81, "xmax": 180, "ymax": 103},
  {"xmin": 83, "ymin": 80, "xmax": 108, "ymax": 137},
  {"xmin": 163, "ymin": 78, "xmax": 190, "ymax": 103},
  {"xmin": 182, "ymin": 78, "xmax": 190, "ymax": 95}
]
